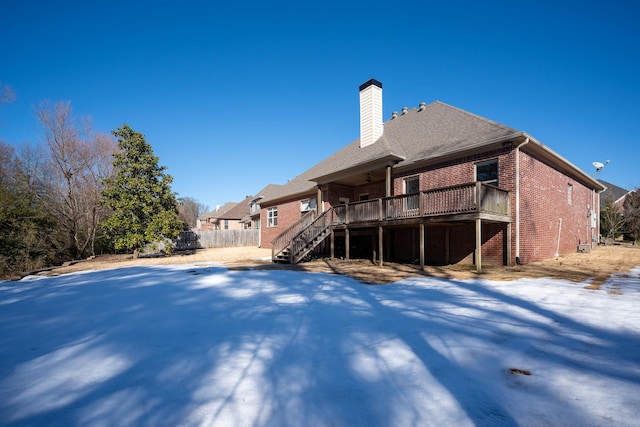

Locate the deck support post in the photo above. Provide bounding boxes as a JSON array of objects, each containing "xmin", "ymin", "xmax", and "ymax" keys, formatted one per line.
[
  {"xmin": 345, "ymin": 228, "xmax": 350, "ymax": 260},
  {"xmin": 316, "ymin": 185, "xmax": 323, "ymax": 215},
  {"xmin": 419, "ymin": 223, "xmax": 425, "ymax": 270},
  {"xmin": 475, "ymin": 218, "xmax": 482, "ymax": 273},
  {"xmin": 378, "ymin": 226, "xmax": 384, "ymax": 266},
  {"xmin": 506, "ymin": 222, "xmax": 512, "ymax": 266},
  {"xmin": 330, "ymin": 229, "xmax": 335, "ymax": 260},
  {"xmin": 386, "ymin": 165, "xmax": 392, "ymax": 197}
]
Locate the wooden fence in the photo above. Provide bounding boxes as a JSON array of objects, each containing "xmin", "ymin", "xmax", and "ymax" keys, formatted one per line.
[{"xmin": 175, "ymin": 229, "xmax": 259, "ymax": 250}]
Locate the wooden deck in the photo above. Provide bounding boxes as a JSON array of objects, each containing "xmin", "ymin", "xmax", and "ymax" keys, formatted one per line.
[{"xmin": 272, "ymin": 182, "xmax": 511, "ymax": 269}]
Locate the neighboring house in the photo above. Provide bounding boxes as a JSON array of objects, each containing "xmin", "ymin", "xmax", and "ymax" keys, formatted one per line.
[
  {"xmin": 260, "ymin": 79, "xmax": 605, "ymax": 270},
  {"xmin": 197, "ymin": 196, "xmax": 253, "ymax": 230},
  {"xmin": 197, "ymin": 203, "xmax": 236, "ymax": 230},
  {"xmin": 599, "ymin": 179, "xmax": 638, "ymax": 241},
  {"xmin": 599, "ymin": 180, "xmax": 631, "ymax": 211},
  {"xmin": 240, "ymin": 184, "xmax": 283, "ymax": 231}
]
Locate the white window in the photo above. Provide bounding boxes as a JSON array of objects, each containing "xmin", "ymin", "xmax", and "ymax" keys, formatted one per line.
[
  {"xmin": 300, "ymin": 198, "xmax": 317, "ymax": 212},
  {"xmin": 476, "ymin": 160, "xmax": 499, "ymax": 186},
  {"xmin": 267, "ymin": 207, "xmax": 278, "ymax": 227}
]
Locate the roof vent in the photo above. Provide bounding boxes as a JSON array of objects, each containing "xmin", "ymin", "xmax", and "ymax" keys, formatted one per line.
[
  {"xmin": 401, "ymin": 107, "xmax": 408, "ymax": 115},
  {"xmin": 418, "ymin": 102, "xmax": 426, "ymax": 111},
  {"xmin": 391, "ymin": 111, "xmax": 398, "ymax": 119}
]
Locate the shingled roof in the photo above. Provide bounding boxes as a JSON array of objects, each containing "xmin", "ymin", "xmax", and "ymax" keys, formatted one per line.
[
  {"xmin": 599, "ymin": 180, "xmax": 630, "ymax": 210},
  {"xmin": 260, "ymin": 96, "xmax": 609, "ymax": 206},
  {"xmin": 217, "ymin": 195, "xmax": 252, "ymax": 220},
  {"xmin": 251, "ymin": 184, "xmax": 284, "ymax": 203},
  {"xmin": 261, "ymin": 101, "xmax": 522, "ymax": 204},
  {"xmin": 198, "ymin": 202, "xmax": 237, "ymax": 222}
]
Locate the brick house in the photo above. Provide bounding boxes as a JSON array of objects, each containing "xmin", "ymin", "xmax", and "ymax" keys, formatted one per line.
[
  {"xmin": 260, "ymin": 79, "xmax": 605, "ymax": 270},
  {"xmin": 197, "ymin": 196, "xmax": 253, "ymax": 231},
  {"xmin": 599, "ymin": 179, "xmax": 632, "ymax": 212}
]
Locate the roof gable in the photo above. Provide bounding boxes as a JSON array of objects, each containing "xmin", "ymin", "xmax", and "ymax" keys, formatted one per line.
[{"xmin": 599, "ymin": 180, "xmax": 631, "ymax": 209}]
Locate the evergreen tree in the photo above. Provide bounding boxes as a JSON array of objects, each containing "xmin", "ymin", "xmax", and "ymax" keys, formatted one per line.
[{"xmin": 101, "ymin": 125, "xmax": 183, "ymax": 256}]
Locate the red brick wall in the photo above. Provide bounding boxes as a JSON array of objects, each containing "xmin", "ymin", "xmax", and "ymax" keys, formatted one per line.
[
  {"xmin": 324, "ymin": 184, "xmax": 354, "ymax": 206},
  {"xmin": 393, "ymin": 148, "xmax": 514, "ymax": 194},
  {"xmin": 518, "ymin": 149, "xmax": 593, "ymax": 263},
  {"xmin": 260, "ymin": 196, "xmax": 311, "ymax": 249},
  {"xmin": 323, "ymin": 182, "xmax": 386, "ymax": 206}
]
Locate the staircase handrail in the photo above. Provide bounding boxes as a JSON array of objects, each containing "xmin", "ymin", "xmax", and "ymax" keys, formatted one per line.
[
  {"xmin": 290, "ymin": 207, "xmax": 334, "ymax": 263},
  {"xmin": 271, "ymin": 210, "xmax": 316, "ymax": 259}
]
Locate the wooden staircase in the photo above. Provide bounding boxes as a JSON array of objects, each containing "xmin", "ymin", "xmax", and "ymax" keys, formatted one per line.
[
  {"xmin": 272, "ymin": 247, "xmax": 291, "ymax": 263},
  {"xmin": 272, "ymin": 208, "xmax": 334, "ymax": 264}
]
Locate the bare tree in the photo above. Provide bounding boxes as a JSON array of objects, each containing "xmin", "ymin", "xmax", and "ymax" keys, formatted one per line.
[
  {"xmin": 0, "ymin": 82, "xmax": 15, "ymax": 104},
  {"xmin": 600, "ymin": 194, "xmax": 625, "ymax": 240},
  {"xmin": 178, "ymin": 197, "xmax": 208, "ymax": 228},
  {"xmin": 34, "ymin": 101, "xmax": 117, "ymax": 259},
  {"xmin": 16, "ymin": 142, "xmax": 49, "ymax": 200},
  {"xmin": 623, "ymin": 190, "xmax": 640, "ymax": 243},
  {"xmin": 81, "ymin": 132, "xmax": 118, "ymax": 255}
]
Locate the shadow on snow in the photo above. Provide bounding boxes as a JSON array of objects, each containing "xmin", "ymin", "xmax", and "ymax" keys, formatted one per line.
[{"xmin": 0, "ymin": 265, "xmax": 638, "ymax": 426}]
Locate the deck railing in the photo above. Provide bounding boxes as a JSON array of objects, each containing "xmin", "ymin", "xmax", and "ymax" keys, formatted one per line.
[
  {"xmin": 289, "ymin": 209, "xmax": 334, "ymax": 263},
  {"xmin": 478, "ymin": 183, "xmax": 510, "ymax": 215},
  {"xmin": 271, "ymin": 209, "xmax": 316, "ymax": 259},
  {"xmin": 330, "ymin": 182, "xmax": 509, "ymax": 225}
]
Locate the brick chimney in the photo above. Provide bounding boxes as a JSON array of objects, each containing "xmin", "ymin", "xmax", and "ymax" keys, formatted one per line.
[{"xmin": 359, "ymin": 79, "xmax": 383, "ymax": 148}]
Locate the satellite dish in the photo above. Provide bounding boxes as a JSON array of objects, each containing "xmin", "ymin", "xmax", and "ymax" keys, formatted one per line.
[{"xmin": 592, "ymin": 160, "xmax": 610, "ymax": 177}]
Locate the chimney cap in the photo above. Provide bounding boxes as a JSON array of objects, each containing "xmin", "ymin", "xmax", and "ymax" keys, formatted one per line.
[{"xmin": 359, "ymin": 78, "xmax": 383, "ymax": 91}]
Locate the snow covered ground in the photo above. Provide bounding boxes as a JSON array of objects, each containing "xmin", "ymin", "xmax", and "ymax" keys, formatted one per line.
[{"xmin": 1, "ymin": 264, "xmax": 639, "ymax": 426}]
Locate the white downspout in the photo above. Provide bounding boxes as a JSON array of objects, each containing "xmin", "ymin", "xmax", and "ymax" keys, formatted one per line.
[
  {"xmin": 515, "ymin": 137, "xmax": 530, "ymax": 264},
  {"xmin": 555, "ymin": 218, "xmax": 563, "ymax": 257}
]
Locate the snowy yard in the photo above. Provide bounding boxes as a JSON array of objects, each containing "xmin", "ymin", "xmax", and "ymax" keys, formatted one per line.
[{"xmin": 1, "ymin": 264, "xmax": 639, "ymax": 426}]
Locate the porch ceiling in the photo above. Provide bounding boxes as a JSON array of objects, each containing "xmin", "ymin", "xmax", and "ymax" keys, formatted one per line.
[{"xmin": 327, "ymin": 168, "xmax": 388, "ymax": 186}]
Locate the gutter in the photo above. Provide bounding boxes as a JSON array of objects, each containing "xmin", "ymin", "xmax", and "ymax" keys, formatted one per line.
[{"xmin": 525, "ymin": 135, "xmax": 606, "ymax": 191}]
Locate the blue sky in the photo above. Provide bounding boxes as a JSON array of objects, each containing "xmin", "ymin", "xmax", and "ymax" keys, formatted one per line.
[{"xmin": 1, "ymin": 1, "xmax": 638, "ymax": 208}]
